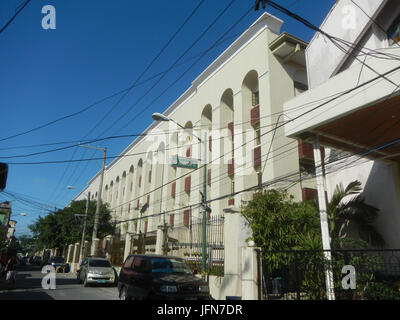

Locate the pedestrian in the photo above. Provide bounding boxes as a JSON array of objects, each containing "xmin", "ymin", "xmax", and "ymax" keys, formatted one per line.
[{"xmin": 5, "ymin": 256, "xmax": 19, "ymax": 285}]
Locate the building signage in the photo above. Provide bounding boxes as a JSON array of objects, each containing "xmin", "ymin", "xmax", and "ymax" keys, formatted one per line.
[
  {"xmin": 0, "ymin": 202, "xmax": 11, "ymax": 226},
  {"xmin": 171, "ymin": 155, "xmax": 198, "ymax": 169}
]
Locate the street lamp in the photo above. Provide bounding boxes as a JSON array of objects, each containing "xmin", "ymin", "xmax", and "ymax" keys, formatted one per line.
[
  {"xmin": 152, "ymin": 112, "xmax": 209, "ymax": 278},
  {"xmin": 67, "ymin": 186, "xmax": 90, "ymax": 261}
]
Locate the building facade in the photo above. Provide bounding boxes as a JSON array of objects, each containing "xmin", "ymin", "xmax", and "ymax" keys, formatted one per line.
[
  {"xmin": 73, "ymin": 12, "xmax": 318, "ymax": 269},
  {"xmin": 283, "ymin": 0, "xmax": 400, "ymax": 248}
]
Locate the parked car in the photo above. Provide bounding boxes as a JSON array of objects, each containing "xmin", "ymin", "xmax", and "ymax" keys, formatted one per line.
[
  {"xmin": 49, "ymin": 256, "xmax": 69, "ymax": 272},
  {"xmin": 32, "ymin": 256, "xmax": 42, "ymax": 265},
  {"xmin": 78, "ymin": 257, "xmax": 116, "ymax": 287},
  {"xmin": 20, "ymin": 256, "xmax": 28, "ymax": 266},
  {"xmin": 118, "ymin": 254, "xmax": 211, "ymax": 300}
]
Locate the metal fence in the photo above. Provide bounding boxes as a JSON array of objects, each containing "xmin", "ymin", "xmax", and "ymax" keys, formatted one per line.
[
  {"xmin": 260, "ymin": 249, "xmax": 400, "ymax": 300},
  {"xmin": 167, "ymin": 214, "xmax": 224, "ymax": 275}
]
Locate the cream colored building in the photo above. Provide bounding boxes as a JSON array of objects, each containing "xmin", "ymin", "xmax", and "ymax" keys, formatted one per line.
[{"xmin": 72, "ymin": 13, "xmax": 318, "ymax": 295}]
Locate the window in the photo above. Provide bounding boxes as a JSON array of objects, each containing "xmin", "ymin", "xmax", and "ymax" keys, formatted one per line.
[
  {"xmin": 133, "ymin": 257, "xmax": 146, "ymax": 272},
  {"xmin": 124, "ymin": 256, "xmax": 134, "ymax": 269},
  {"xmin": 150, "ymin": 258, "xmax": 192, "ymax": 275},
  {"xmin": 89, "ymin": 259, "xmax": 112, "ymax": 268},
  {"xmin": 388, "ymin": 15, "xmax": 400, "ymax": 46},
  {"xmin": 255, "ymin": 125, "xmax": 261, "ymax": 146},
  {"xmin": 252, "ymin": 91, "xmax": 259, "ymax": 106}
]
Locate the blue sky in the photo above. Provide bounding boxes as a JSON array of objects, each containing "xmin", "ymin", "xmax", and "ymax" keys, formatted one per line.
[{"xmin": 0, "ymin": 0, "xmax": 336, "ymax": 236}]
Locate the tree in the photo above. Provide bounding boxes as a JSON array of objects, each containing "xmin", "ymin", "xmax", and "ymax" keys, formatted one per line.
[
  {"xmin": 241, "ymin": 188, "xmax": 322, "ymax": 270},
  {"xmin": 29, "ymin": 200, "xmax": 114, "ymax": 252},
  {"xmin": 327, "ymin": 180, "xmax": 384, "ymax": 248}
]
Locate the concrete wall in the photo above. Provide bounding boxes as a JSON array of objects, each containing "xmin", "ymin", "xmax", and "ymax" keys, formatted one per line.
[
  {"xmin": 306, "ymin": 0, "xmax": 388, "ymax": 89},
  {"xmin": 326, "ymin": 150, "xmax": 400, "ymax": 248}
]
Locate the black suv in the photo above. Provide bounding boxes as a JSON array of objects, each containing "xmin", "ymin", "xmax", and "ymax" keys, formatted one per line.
[{"xmin": 118, "ymin": 254, "xmax": 211, "ymax": 300}]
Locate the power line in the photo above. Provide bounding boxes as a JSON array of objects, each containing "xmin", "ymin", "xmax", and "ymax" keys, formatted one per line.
[
  {"xmin": 0, "ymin": 31, "xmax": 243, "ymax": 146},
  {"xmin": 47, "ymin": 1, "xmax": 207, "ymax": 204},
  {"xmin": 104, "ymin": 62, "xmax": 400, "ymax": 216},
  {"xmin": 0, "ymin": 0, "xmax": 31, "ymax": 35}
]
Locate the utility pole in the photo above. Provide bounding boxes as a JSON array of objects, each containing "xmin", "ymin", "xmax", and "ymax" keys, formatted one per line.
[
  {"xmin": 80, "ymin": 191, "xmax": 90, "ymax": 261},
  {"xmin": 77, "ymin": 143, "xmax": 107, "ymax": 256},
  {"xmin": 91, "ymin": 147, "xmax": 107, "ymax": 255},
  {"xmin": 201, "ymin": 131, "xmax": 208, "ymax": 279},
  {"xmin": 313, "ymin": 135, "xmax": 335, "ymax": 300}
]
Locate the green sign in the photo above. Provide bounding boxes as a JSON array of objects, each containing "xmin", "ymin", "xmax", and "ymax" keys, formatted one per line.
[
  {"xmin": 0, "ymin": 209, "xmax": 7, "ymax": 226},
  {"xmin": 171, "ymin": 155, "xmax": 198, "ymax": 169}
]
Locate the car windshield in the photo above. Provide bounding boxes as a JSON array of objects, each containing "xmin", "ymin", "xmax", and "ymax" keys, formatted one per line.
[
  {"xmin": 89, "ymin": 259, "xmax": 111, "ymax": 268},
  {"xmin": 150, "ymin": 258, "xmax": 193, "ymax": 275},
  {"xmin": 53, "ymin": 257, "xmax": 64, "ymax": 263}
]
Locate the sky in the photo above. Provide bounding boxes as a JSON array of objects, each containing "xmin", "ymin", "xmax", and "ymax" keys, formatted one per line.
[{"xmin": 0, "ymin": 0, "xmax": 336, "ymax": 237}]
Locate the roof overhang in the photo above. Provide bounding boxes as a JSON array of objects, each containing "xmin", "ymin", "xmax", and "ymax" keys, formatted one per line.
[
  {"xmin": 284, "ymin": 46, "xmax": 400, "ymax": 163},
  {"xmin": 269, "ymin": 32, "xmax": 308, "ymax": 65}
]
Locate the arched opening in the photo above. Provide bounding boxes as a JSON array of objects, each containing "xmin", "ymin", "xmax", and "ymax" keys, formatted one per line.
[
  {"xmin": 242, "ymin": 70, "xmax": 261, "ymax": 189},
  {"xmin": 220, "ymin": 89, "xmax": 235, "ymax": 207}
]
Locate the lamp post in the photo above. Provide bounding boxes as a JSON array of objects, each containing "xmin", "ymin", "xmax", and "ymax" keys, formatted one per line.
[
  {"xmin": 152, "ymin": 113, "xmax": 209, "ymax": 277},
  {"xmin": 67, "ymin": 186, "xmax": 90, "ymax": 261}
]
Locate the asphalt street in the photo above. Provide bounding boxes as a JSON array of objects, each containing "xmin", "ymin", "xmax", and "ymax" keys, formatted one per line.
[{"xmin": 0, "ymin": 264, "xmax": 119, "ymax": 300}]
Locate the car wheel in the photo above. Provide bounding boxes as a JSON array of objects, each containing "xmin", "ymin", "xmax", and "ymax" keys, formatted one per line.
[{"xmin": 119, "ymin": 286, "xmax": 131, "ymax": 300}]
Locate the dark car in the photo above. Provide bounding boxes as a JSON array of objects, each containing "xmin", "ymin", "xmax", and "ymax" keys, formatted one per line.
[
  {"xmin": 118, "ymin": 254, "xmax": 211, "ymax": 300},
  {"xmin": 49, "ymin": 256, "xmax": 68, "ymax": 270},
  {"xmin": 32, "ymin": 256, "xmax": 42, "ymax": 265},
  {"xmin": 20, "ymin": 256, "xmax": 28, "ymax": 266}
]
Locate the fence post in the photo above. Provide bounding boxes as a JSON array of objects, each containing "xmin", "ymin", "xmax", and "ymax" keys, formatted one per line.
[
  {"xmin": 256, "ymin": 248, "xmax": 262, "ymax": 300},
  {"xmin": 294, "ymin": 251, "xmax": 300, "ymax": 300}
]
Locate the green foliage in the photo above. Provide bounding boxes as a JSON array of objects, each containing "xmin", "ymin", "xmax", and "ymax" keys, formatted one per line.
[
  {"xmin": 363, "ymin": 281, "xmax": 400, "ymax": 300},
  {"xmin": 241, "ymin": 183, "xmax": 392, "ymax": 300},
  {"xmin": 29, "ymin": 200, "xmax": 114, "ymax": 251},
  {"xmin": 327, "ymin": 180, "xmax": 384, "ymax": 248},
  {"xmin": 241, "ymin": 189, "xmax": 321, "ymax": 271}
]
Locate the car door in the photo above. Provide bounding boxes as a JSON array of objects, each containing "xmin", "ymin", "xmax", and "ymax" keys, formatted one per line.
[
  {"xmin": 119, "ymin": 255, "xmax": 134, "ymax": 285},
  {"xmin": 131, "ymin": 257, "xmax": 152, "ymax": 298}
]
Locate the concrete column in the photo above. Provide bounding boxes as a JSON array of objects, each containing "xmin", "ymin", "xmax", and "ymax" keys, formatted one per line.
[
  {"xmin": 83, "ymin": 240, "xmax": 90, "ymax": 258},
  {"xmin": 92, "ymin": 238, "xmax": 100, "ymax": 257},
  {"xmin": 313, "ymin": 135, "xmax": 335, "ymax": 300},
  {"xmin": 241, "ymin": 244, "xmax": 260, "ymax": 300},
  {"xmin": 128, "ymin": 166, "xmax": 138, "ymax": 233},
  {"xmin": 155, "ymin": 226, "xmax": 164, "ymax": 255},
  {"xmin": 105, "ymin": 235, "xmax": 113, "ymax": 259},
  {"xmin": 124, "ymin": 233, "xmax": 132, "ymax": 261},
  {"xmin": 66, "ymin": 244, "xmax": 74, "ymax": 263},
  {"xmin": 72, "ymin": 243, "xmax": 80, "ymax": 263},
  {"xmin": 223, "ymin": 210, "xmax": 252, "ymax": 299}
]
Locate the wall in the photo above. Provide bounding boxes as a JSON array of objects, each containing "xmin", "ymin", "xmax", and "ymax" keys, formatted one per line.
[
  {"xmin": 326, "ymin": 150, "xmax": 400, "ymax": 248},
  {"xmin": 306, "ymin": 0, "xmax": 387, "ymax": 89}
]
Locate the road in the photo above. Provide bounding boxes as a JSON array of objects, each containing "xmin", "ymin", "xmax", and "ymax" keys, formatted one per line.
[{"xmin": 0, "ymin": 264, "xmax": 119, "ymax": 300}]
